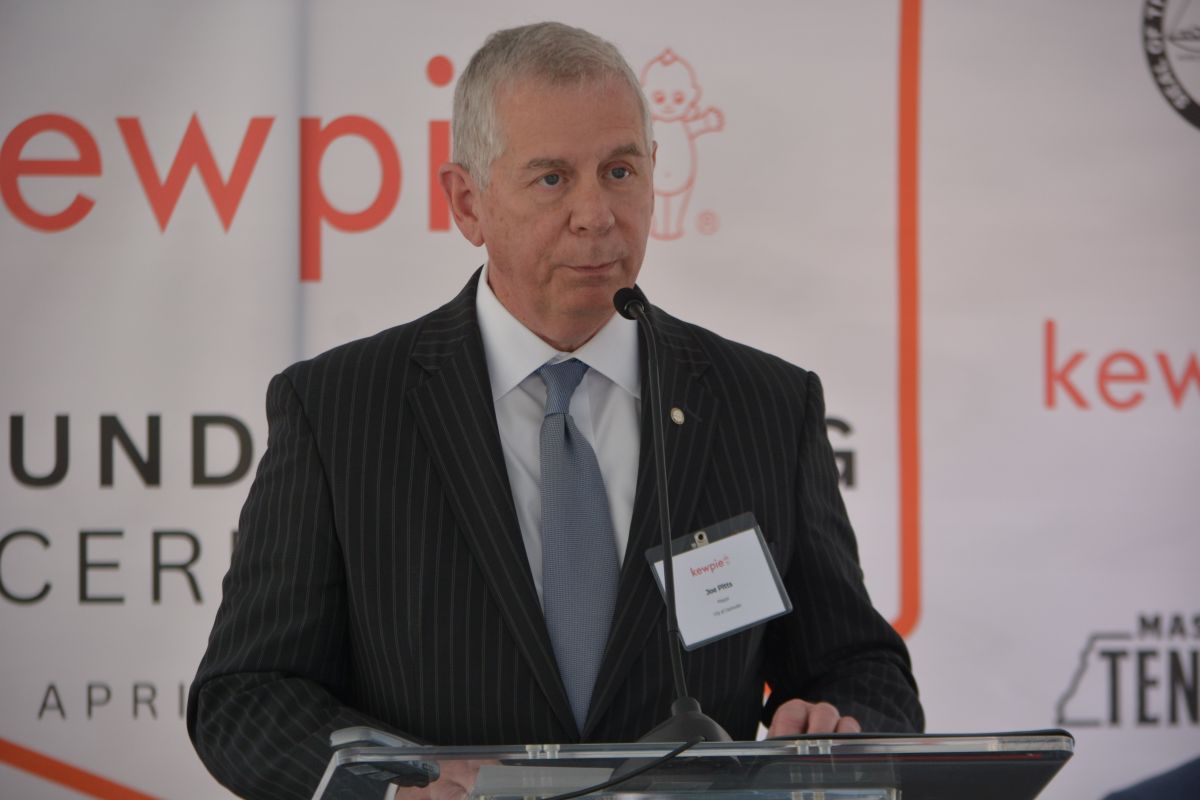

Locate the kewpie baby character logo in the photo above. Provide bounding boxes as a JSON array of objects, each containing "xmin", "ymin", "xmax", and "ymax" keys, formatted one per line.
[{"xmin": 640, "ymin": 49, "xmax": 724, "ymax": 240}]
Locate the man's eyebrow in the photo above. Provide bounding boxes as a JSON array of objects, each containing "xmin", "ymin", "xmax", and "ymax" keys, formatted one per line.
[
  {"xmin": 607, "ymin": 143, "xmax": 645, "ymax": 160},
  {"xmin": 522, "ymin": 157, "xmax": 570, "ymax": 171},
  {"xmin": 520, "ymin": 144, "xmax": 647, "ymax": 172}
]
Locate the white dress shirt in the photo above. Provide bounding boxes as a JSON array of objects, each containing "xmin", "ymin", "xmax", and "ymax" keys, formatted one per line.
[{"xmin": 475, "ymin": 266, "xmax": 641, "ymax": 605}]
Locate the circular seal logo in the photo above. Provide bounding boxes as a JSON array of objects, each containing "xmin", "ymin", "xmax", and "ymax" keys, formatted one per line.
[{"xmin": 1143, "ymin": 0, "xmax": 1200, "ymax": 129}]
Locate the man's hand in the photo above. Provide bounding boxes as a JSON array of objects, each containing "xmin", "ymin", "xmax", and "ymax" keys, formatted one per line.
[
  {"xmin": 391, "ymin": 759, "xmax": 494, "ymax": 800},
  {"xmin": 767, "ymin": 699, "xmax": 861, "ymax": 737}
]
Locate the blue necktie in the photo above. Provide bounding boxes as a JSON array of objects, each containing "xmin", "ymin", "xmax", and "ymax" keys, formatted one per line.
[{"xmin": 538, "ymin": 358, "xmax": 620, "ymax": 731}]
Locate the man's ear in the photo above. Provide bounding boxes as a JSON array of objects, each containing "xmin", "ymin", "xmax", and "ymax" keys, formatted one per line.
[{"xmin": 439, "ymin": 163, "xmax": 485, "ymax": 247}]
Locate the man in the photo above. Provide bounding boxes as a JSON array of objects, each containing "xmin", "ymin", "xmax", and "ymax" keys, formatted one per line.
[{"xmin": 189, "ymin": 21, "xmax": 922, "ymax": 799}]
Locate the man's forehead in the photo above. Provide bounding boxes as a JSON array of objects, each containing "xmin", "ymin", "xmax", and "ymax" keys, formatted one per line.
[
  {"xmin": 497, "ymin": 75, "xmax": 642, "ymax": 123},
  {"xmin": 493, "ymin": 77, "xmax": 647, "ymax": 166},
  {"xmin": 498, "ymin": 72, "xmax": 629, "ymax": 103}
]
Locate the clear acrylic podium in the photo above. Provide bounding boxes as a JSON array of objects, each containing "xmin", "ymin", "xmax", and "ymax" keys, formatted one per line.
[{"xmin": 312, "ymin": 728, "xmax": 1073, "ymax": 799}]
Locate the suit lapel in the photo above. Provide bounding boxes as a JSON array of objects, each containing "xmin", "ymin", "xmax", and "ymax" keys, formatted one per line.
[
  {"xmin": 584, "ymin": 309, "xmax": 719, "ymax": 738},
  {"xmin": 407, "ymin": 274, "xmax": 578, "ymax": 739}
]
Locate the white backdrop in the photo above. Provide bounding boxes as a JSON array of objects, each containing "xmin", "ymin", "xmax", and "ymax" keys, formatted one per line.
[{"xmin": 1, "ymin": 2, "xmax": 1197, "ymax": 798}]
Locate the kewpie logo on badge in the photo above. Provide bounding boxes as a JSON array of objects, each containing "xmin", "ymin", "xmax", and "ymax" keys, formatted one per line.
[
  {"xmin": 689, "ymin": 554, "xmax": 732, "ymax": 577},
  {"xmin": 640, "ymin": 49, "xmax": 724, "ymax": 240}
]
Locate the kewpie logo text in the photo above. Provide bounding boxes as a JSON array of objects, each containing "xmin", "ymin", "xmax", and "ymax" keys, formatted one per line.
[
  {"xmin": 2, "ymin": 48, "xmax": 735, "ymax": 278},
  {"xmin": 2, "ymin": 48, "xmax": 732, "ymax": 278},
  {"xmin": 1043, "ymin": 319, "xmax": 1200, "ymax": 410},
  {"xmin": 690, "ymin": 554, "xmax": 731, "ymax": 577},
  {"xmin": 0, "ymin": 56, "xmax": 457, "ymax": 283}
]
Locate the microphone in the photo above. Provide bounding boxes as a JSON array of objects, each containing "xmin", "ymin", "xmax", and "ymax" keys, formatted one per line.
[
  {"xmin": 612, "ymin": 287, "xmax": 731, "ymax": 746},
  {"xmin": 613, "ymin": 286, "xmax": 647, "ymax": 321}
]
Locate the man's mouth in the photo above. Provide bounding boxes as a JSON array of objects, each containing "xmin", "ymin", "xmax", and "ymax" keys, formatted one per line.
[{"xmin": 566, "ymin": 260, "xmax": 619, "ymax": 271}]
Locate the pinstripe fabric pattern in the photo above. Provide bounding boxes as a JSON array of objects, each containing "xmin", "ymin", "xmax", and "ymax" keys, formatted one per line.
[{"xmin": 188, "ymin": 269, "xmax": 923, "ymax": 799}]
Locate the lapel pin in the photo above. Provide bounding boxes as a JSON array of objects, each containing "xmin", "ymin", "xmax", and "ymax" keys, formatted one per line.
[{"xmin": 670, "ymin": 407, "xmax": 685, "ymax": 426}]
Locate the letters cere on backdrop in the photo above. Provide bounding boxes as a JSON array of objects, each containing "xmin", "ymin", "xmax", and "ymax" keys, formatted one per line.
[{"xmin": 645, "ymin": 512, "xmax": 791, "ymax": 650}]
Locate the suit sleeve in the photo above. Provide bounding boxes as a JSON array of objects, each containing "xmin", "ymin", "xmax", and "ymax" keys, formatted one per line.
[
  {"xmin": 188, "ymin": 372, "xmax": 418, "ymax": 799},
  {"xmin": 761, "ymin": 371, "xmax": 924, "ymax": 733}
]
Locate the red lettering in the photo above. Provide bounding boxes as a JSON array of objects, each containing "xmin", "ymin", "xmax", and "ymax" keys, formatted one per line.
[
  {"xmin": 425, "ymin": 55, "xmax": 455, "ymax": 88},
  {"xmin": 118, "ymin": 115, "xmax": 273, "ymax": 231},
  {"xmin": 429, "ymin": 120, "xmax": 450, "ymax": 231},
  {"xmin": 1157, "ymin": 352, "xmax": 1200, "ymax": 408},
  {"xmin": 0, "ymin": 114, "xmax": 101, "ymax": 231},
  {"xmin": 426, "ymin": 55, "xmax": 454, "ymax": 233},
  {"xmin": 1097, "ymin": 351, "xmax": 1147, "ymax": 410},
  {"xmin": 299, "ymin": 116, "xmax": 402, "ymax": 282},
  {"xmin": 1044, "ymin": 319, "xmax": 1089, "ymax": 409}
]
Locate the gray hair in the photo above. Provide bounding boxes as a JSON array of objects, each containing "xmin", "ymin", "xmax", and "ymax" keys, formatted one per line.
[{"xmin": 452, "ymin": 22, "xmax": 653, "ymax": 186}]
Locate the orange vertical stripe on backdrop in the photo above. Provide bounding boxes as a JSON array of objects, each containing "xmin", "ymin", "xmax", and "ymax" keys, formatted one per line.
[{"xmin": 893, "ymin": 0, "xmax": 922, "ymax": 639}]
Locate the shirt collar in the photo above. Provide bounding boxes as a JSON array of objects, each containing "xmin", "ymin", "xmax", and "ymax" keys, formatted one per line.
[{"xmin": 475, "ymin": 264, "xmax": 641, "ymax": 401}]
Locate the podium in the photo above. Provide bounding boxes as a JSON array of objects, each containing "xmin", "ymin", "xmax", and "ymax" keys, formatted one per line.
[{"xmin": 312, "ymin": 728, "xmax": 1073, "ymax": 799}]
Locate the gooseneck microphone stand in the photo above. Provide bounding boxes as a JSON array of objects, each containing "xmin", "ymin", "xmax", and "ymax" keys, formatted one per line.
[{"xmin": 613, "ymin": 286, "xmax": 732, "ymax": 745}]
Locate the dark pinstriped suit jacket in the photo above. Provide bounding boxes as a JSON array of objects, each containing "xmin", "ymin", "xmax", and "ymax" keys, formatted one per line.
[{"xmin": 188, "ymin": 270, "xmax": 922, "ymax": 799}]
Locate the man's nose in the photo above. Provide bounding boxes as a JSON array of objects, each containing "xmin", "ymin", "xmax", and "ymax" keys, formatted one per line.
[{"xmin": 568, "ymin": 180, "xmax": 615, "ymax": 235}]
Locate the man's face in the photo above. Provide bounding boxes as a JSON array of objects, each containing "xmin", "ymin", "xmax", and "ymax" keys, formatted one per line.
[{"xmin": 472, "ymin": 77, "xmax": 654, "ymax": 350}]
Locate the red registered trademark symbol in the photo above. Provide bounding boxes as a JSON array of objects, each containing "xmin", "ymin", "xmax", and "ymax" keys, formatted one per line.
[{"xmin": 697, "ymin": 210, "xmax": 719, "ymax": 235}]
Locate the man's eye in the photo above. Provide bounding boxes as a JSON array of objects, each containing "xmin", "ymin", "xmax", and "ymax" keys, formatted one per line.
[
  {"xmin": 539, "ymin": 174, "xmax": 562, "ymax": 187},
  {"xmin": 610, "ymin": 166, "xmax": 630, "ymax": 180}
]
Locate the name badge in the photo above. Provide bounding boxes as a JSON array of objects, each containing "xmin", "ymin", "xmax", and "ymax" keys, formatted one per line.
[{"xmin": 645, "ymin": 512, "xmax": 791, "ymax": 650}]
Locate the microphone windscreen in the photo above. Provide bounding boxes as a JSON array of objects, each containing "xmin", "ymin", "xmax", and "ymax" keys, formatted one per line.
[{"xmin": 613, "ymin": 286, "xmax": 648, "ymax": 320}]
